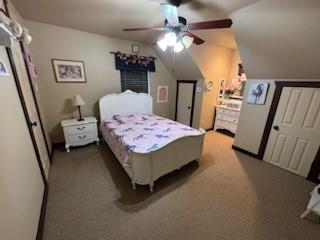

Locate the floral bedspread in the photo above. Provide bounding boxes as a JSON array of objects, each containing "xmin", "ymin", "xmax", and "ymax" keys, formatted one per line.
[{"xmin": 100, "ymin": 113, "xmax": 202, "ymax": 167}]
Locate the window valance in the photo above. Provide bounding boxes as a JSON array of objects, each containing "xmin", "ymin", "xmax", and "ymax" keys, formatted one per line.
[{"xmin": 114, "ymin": 52, "xmax": 156, "ymax": 72}]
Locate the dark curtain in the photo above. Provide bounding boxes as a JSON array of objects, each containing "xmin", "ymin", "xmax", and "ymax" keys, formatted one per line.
[{"xmin": 115, "ymin": 52, "xmax": 156, "ymax": 72}]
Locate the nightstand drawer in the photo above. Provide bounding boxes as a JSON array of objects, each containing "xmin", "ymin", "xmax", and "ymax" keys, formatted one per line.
[
  {"xmin": 64, "ymin": 123, "xmax": 96, "ymax": 136},
  {"xmin": 67, "ymin": 132, "xmax": 97, "ymax": 144}
]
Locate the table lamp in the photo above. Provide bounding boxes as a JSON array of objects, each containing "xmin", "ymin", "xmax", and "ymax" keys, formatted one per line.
[{"xmin": 72, "ymin": 94, "xmax": 85, "ymax": 121}]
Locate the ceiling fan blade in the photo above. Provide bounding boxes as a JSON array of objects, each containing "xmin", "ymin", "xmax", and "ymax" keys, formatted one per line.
[
  {"xmin": 160, "ymin": 3, "xmax": 179, "ymax": 27},
  {"xmin": 123, "ymin": 27, "xmax": 166, "ymax": 32},
  {"xmin": 188, "ymin": 19, "xmax": 233, "ymax": 30},
  {"xmin": 184, "ymin": 32, "xmax": 205, "ymax": 45}
]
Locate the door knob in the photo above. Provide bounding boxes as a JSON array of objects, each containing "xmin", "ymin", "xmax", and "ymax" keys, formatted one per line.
[
  {"xmin": 30, "ymin": 121, "xmax": 38, "ymax": 127},
  {"xmin": 273, "ymin": 125, "xmax": 279, "ymax": 131},
  {"xmin": 187, "ymin": 106, "xmax": 191, "ymax": 109}
]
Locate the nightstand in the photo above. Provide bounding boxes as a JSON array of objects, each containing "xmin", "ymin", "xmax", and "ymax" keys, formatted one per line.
[{"xmin": 61, "ymin": 117, "xmax": 99, "ymax": 152}]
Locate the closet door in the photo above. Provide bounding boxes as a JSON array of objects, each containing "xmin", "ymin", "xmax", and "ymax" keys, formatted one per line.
[
  {"xmin": 264, "ymin": 87, "xmax": 320, "ymax": 177},
  {"xmin": 0, "ymin": 47, "xmax": 45, "ymax": 240},
  {"xmin": 10, "ymin": 41, "xmax": 50, "ymax": 177}
]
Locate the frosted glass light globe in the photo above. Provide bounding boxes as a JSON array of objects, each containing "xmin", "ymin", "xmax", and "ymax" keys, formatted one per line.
[
  {"xmin": 165, "ymin": 32, "xmax": 177, "ymax": 46},
  {"xmin": 182, "ymin": 35, "xmax": 194, "ymax": 49},
  {"xmin": 174, "ymin": 41, "xmax": 184, "ymax": 53},
  {"xmin": 157, "ymin": 38, "xmax": 168, "ymax": 51}
]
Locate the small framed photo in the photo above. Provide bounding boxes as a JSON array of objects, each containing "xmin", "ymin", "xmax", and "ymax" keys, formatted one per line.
[
  {"xmin": 157, "ymin": 85, "xmax": 168, "ymax": 103},
  {"xmin": 0, "ymin": 60, "xmax": 9, "ymax": 76},
  {"xmin": 132, "ymin": 44, "xmax": 140, "ymax": 54},
  {"xmin": 52, "ymin": 59, "xmax": 86, "ymax": 83},
  {"xmin": 247, "ymin": 82, "xmax": 269, "ymax": 105}
]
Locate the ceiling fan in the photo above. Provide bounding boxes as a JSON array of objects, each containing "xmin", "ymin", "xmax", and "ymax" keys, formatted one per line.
[{"xmin": 123, "ymin": 0, "xmax": 233, "ymax": 52}]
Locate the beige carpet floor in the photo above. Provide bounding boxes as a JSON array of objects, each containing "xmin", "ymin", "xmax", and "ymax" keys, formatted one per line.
[{"xmin": 45, "ymin": 131, "xmax": 319, "ymax": 240}]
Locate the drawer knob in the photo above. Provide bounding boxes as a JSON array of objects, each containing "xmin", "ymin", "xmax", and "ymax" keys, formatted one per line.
[
  {"xmin": 77, "ymin": 126, "xmax": 86, "ymax": 130},
  {"xmin": 78, "ymin": 135, "xmax": 87, "ymax": 139}
]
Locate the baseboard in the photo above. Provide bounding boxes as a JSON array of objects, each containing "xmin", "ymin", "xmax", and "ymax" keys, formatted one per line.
[
  {"xmin": 205, "ymin": 128, "xmax": 213, "ymax": 131},
  {"xmin": 36, "ymin": 185, "xmax": 48, "ymax": 240},
  {"xmin": 232, "ymin": 145, "xmax": 261, "ymax": 159}
]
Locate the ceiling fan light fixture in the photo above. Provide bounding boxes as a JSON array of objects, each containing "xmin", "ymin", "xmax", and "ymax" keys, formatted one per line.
[
  {"xmin": 165, "ymin": 32, "xmax": 177, "ymax": 46},
  {"xmin": 174, "ymin": 41, "xmax": 184, "ymax": 53},
  {"xmin": 182, "ymin": 35, "xmax": 194, "ymax": 49},
  {"xmin": 157, "ymin": 38, "xmax": 168, "ymax": 51}
]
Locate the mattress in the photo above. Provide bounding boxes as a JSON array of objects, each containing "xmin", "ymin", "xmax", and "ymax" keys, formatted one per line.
[{"xmin": 100, "ymin": 113, "xmax": 202, "ymax": 167}]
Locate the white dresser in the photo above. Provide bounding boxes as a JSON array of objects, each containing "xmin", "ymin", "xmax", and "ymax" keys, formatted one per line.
[
  {"xmin": 61, "ymin": 117, "xmax": 99, "ymax": 152},
  {"xmin": 214, "ymin": 101, "xmax": 242, "ymax": 135}
]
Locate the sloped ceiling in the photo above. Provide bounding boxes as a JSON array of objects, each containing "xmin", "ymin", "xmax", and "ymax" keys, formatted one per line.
[
  {"xmin": 11, "ymin": 0, "xmax": 258, "ymax": 49},
  {"xmin": 153, "ymin": 46, "xmax": 204, "ymax": 80},
  {"xmin": 231, "ymin": 0, "xmax": 320, "ymax": 79}
]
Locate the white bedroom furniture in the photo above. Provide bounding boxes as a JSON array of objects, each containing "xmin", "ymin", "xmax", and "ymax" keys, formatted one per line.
[
  {"xmin": 61, "ymin": 117, "xmax": 99, "ymax": 152},
  {"xmin": 99, "ymin": 90, "xmax": 205, "ymax": 192},
  {"xmin": 214, "ymin": 100, "xmax": 242, "ymax": 134},
  {"xmin": 301, "ymin": 185, "xmax": 320, "ymax": 219}
]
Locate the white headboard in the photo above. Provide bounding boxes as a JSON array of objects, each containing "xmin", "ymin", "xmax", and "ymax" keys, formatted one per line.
[{"xmin": 99, "ymin": 90, "xmax": 153, "ymax": 121}]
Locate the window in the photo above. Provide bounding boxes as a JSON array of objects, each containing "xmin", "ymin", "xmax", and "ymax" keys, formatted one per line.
[{"xmin": 120, "ymin": 70, "xmax": 149, "ymax": 94}]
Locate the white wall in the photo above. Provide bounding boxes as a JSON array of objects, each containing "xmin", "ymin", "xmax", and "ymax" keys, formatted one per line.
[
  {"xmin": 231, "ymin": 0, "xmax": 320, "ymax": 79},
  {"xmin": 190, "ymin": 43, "xmax": 233, "ymax": 129},
  {"xmin": 26, "ymin": 20, "xmax": 176, "ymax": 143}
]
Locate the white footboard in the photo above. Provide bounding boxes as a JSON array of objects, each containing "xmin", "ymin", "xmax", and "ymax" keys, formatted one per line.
[{"xmin": 128, "ymin": 129, "xmax": 205, "ymax": 191}]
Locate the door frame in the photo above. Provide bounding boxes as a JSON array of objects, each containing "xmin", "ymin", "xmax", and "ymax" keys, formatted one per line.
[
  {"xmin": 259, "ymin": 81, "xmax": 320, "ymax": 182},
  {"xmin": 175, "ymin": 80, "xmax": 197, "ymax": 127},
  {"xmin": 20, "ymin": 42, "xmax": 52, "ymax": 162},
  {"xmin": 3, "ymin": 1, "xmax": 48, "ymax": 239}
]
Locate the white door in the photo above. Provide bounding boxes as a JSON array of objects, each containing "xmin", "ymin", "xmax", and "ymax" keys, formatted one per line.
[
  {"xmin": 11, "ymin": 42, "xmax": 50, "ymax": 178},
  {"xmin": 264, "ymin": 87, "xmax": 320, "ymax": 177},
  {"xmin": 0, "ymin": 47, "xmax": 45, "ymax": 240},
  {"xmin": 176, "ymin": 82, "xmax": 195, "ymax": 126}
]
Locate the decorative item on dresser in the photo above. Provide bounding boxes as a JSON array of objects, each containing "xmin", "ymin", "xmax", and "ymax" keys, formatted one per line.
[
  {"xmin": 214, "ymin": 100, "xmax": 242, "ymax": 135},
  {"xmin": 61, "ymin": 117, "xmax": 99, "ymax": 152}
]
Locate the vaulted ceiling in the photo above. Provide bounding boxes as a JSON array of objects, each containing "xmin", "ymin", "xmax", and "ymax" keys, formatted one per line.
[{"xmin": 11, "ymin": 0, "xmax": 260, "ymax": 49}]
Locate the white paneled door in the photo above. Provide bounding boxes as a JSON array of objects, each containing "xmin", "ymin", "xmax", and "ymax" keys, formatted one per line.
[
  {"xmin": 264, "ymin": 87, "xmax": 320, "ymax": 177},
  {"xmin": 176, "ymin": 81, "xmax": 196, "ymax": 126}
]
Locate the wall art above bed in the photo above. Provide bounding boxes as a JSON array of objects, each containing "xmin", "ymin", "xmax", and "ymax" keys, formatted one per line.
[{"xmin": 52, "ymin": 59, "xmax": 86, "ymax": 83}]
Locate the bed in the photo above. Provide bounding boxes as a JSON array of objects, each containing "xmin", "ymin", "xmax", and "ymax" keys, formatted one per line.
[{"xmin": 99, "ymin": 90, "xmax": 205, "ymax": 192}]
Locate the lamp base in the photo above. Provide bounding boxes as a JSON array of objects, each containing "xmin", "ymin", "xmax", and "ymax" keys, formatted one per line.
[{"xmin": 77, "ymin": 106, "xmax": 84, "ymax": 122}]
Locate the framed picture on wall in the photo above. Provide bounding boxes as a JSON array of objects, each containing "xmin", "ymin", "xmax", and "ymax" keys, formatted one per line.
[
  {"xmin": 52, "ymin": 59, "xmax": 86, "ymax": 83},
  {"xmin": 247, "ymin": 82, "xmax": 269, "ymax": 105},
  {"xmin": 157, "ymin": 85, "xmax": 168, "ymax": 103}
]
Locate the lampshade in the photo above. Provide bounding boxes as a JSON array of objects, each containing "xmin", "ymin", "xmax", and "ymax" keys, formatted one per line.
[{"xmin": 72, "ymin": 95, "xmax": 85, "ymax": 106}]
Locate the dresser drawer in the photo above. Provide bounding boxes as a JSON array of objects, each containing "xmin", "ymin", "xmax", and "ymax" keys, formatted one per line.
[
  {"xmin": 216, "ymin": 108, "xmax": 240, "ymax": 117},
  {"xmin": 215, "ymin": 119, "xmax": 237, "ymax": 132},
  {"xmin": 66, "ymin": 131, "xmax": 97, "ymax": 145},
  {"xmin": 216, "ymin": 114, "xmax": 238, "ymax": 124},
  {"xmin": 64, "ymin": 122, "xmax": 96, "ymax": 136}
]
